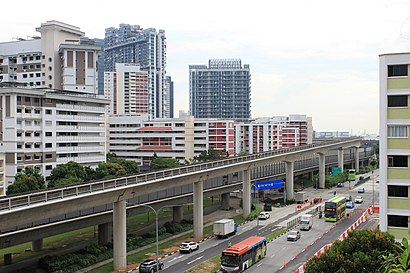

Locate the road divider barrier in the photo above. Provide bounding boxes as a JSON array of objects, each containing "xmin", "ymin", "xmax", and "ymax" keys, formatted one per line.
[{"xmin": 293, "ymin": 206, "xmax": 372, "ymax": 273}]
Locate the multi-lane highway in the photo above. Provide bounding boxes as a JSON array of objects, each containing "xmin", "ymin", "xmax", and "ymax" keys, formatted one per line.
[{"xmin": 152, "ymin": 171, "xmax": 379, "ymax": 273}]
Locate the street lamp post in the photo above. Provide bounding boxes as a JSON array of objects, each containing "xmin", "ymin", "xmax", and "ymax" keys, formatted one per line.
[
  {"xmin": 372, "ymin": 170, "xmax": 375, "ymax": 210},
  {"xmin": 138, "ymin": 203, "xmax": 192, "ymax": 272}
]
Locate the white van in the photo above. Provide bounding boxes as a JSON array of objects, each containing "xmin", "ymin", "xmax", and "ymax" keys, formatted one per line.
[{"xmin": 300, "ymin": 214, "xmax": 313, "ymax": 230}]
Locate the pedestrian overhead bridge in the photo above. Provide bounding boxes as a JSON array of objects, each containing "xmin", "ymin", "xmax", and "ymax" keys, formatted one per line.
[{"xmin": 0, "ymin": 138, "xmax": 363, "ymax": 271}]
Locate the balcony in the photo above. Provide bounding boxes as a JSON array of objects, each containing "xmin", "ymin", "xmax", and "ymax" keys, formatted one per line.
[
  {"xmin": 56, "ymin": 136, "xmax": 105, "ymax": 142},
  {"xmin": 57, "ymin": 155, "xmax": 105, "ymax": 164},
  {"xmin": 56, "ymin": 115, "xmax": 105, "ymax": 122},
  {"xmin": 56, "ymin": 103, "xmax": 106, "ymax": 113}
]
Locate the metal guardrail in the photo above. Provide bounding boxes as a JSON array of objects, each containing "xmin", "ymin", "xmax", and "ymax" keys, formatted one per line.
[
  {"xmin": 0, "ymin": 138, "xmax": 362, "ymax": 212},
  {"xmin": 287, "ymin": 205, "xmax": 323, "ymax": 229}
]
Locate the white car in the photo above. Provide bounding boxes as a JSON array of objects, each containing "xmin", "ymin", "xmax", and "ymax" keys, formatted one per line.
[
  {"xmin": 354, "ymin": 196, "xmax": 363, "ymax": 203},
  {"xmin": 179, "ymin": 241, "xmax": 199, "ymax": 253},
  {"xmin": 287, "ymin": 230, "xmax": 301, "ymax": 241},
  {"xmin": 258, "ymin": 211, "xmax": 270, "ymax": 220}
]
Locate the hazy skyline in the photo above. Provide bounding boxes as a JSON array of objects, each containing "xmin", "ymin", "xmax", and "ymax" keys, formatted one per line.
[{"xmin": 1, "ymin": 0, "xmax": 409, "ymax": 134}]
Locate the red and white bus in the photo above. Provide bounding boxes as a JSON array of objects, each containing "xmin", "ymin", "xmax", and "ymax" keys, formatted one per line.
[{"xmin": 220, "ymin": 236, "xmax": 267, "ymax": 272}]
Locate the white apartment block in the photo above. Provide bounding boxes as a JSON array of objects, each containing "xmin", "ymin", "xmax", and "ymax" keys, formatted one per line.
[
  {"xmin": 104, "ymin": 64, "xmax": 149, "ymax": 115},
  {"xmin": 0, "ymin": 153, "xmax": 5, "ymax": 196},
  {"xmin": 108, "ymin": 115, "xmax": 235, "ymax": 168},
  {"xmin": 0, "ymin": 20, "xmax": 99, "ymax": 94},
  {"xmin": 235, "ymin": 115, "xmax": 313, "ymax": 154},
  {"xmin": 0, "ymin": 87, "xmax": 108, "ymax": 186}
]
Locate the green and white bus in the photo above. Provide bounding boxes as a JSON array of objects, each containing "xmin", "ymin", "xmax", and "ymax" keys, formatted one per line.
[{"xmin": 324, "ymin": 196, "xmax": 347, "ymax": 222}]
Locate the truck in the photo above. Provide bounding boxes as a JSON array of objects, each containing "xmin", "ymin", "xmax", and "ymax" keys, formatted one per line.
[
  {"xmin": 295, "ymin": 191, "xmax": 308, "ymax": 204},
  {"xmin": 213, "ymin": 219, "xmax": 237, "ymax": 238},
  {"xmin": 299, "ymin": 214, "xmax": 313, "ymax": 230}
]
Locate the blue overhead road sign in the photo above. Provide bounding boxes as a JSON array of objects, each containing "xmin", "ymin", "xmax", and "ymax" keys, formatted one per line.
[{"xmin": 254, "ymin": 180, "xmax": 283, "ymax": 190}]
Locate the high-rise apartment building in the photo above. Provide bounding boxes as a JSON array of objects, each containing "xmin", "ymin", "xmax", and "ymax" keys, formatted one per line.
[
  {"xmin": 0, "ymin": 21, "xmax": 100, "ymax": 94},
  {"xmin": 189, "ymin": 59, "xmax": 251, "ymax": 120},
  {"xmin": 379, "ymin": 53, "xmax": 410, "ymax": 241},
  {"xmin": 104, "ymin": 63, "xmax": 149, "ymax": 115},
  {"xmin": 104, "ymin": 24, "xmax": 170, "ymax": 118},
  {"xmin": 0, "ymin": 87, "xmax": 108, "ymax": 187},
  {"xmin": 108, "ymin": 115, "xmax": 235, "ymax": 168},
  {"xmin": 164, "ymin": 76, "xmax": 174, "ymax": 118}
]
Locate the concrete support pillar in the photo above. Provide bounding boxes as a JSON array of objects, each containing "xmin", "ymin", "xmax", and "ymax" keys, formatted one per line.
[
  {"xmin": 193, "ymin": 180, "xmax": 204, "ymax": 238},
  {"xmin": 173, "ymin": 206, "xmax": 183, "ymax": 222},
  {"xmin": 113, "ymin": 200, "xmax": 127, "ymax": 272},
  {"xmin": 286, "ymin": 161, "xmax": 294, "ymax": 201},
  {"xmin": 319, "ymin": 153, "xmax": 325, "ymax": 189},
  {"xmin": 242, "ymin": 169, "xmax": 251, "ymax": 218},
  {"xmin": 355, "ymin": 147, "xmax": 360, "ymax": 171},
  {"xmin": 31, "ymin": 239, "xmax": 43, "ymax": 251},
  {"xmin": 98, "ymin": 223, "xmax": 112, "ymax": 245},
  {"xmin": 221, "ymin": 193, "xmax": 231, "ymax": 210},
  {"xmin": 338, "ymin": 149, "xmax": 344, "ymax": 172}
]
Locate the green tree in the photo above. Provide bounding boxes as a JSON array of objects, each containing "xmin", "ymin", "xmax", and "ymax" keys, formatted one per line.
[
  {"xmin": 305, "ymin": 229, "xmax": 397, "ymax": 273},
  {"xmin": 237, "ymin": 150, "xmax": 249, "ymax": 157},
  {"xmin": 95, "ymin": 162, "xmax": 126, "ymax": 179},
  {"xmin": 194, "ymin": 149, "xmax": 228, "ymax": 162},
  {"xmin": 150, "ymin": 157, "xmax": 180, "ymax": 171},
  {"xmin": 379, "ymin": 238, "xmax": 410, "ymax": 273},
  {"xmin": 48, "ymin": 161, "xmax": 86, "ymax": 188},
  {"xmin": 7, "ymin": 167, "xmax": 45, "ymax": 195},
  {"xmin": 107, "ymin": 155, "xmax": 139, "ymax": 174}
]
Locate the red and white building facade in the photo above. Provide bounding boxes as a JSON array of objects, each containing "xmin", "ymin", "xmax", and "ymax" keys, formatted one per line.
[
  {"xmin": 107, "ymin": 114, "xmax": 312, "ymax": 168},
  {"xmin": 235, "ymin": 115, "xmax": 313, "ymax": 154},
  {"xmin": 108, "ymin": 115, "xmax": 235, "ymax": 168}
]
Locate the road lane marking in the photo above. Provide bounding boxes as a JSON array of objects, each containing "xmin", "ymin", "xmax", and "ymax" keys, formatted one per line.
[
  {"xmin": 168, "ymin": 256, "xmax": 184, "ymax": 263},
  {"xmin": 187, "ymin": 256, "xmax": 203, "ymax": 265},
  {"xmin": 257, "ymin": 263, "xmax": 263, "ymax": 267},
  {"xmin": 270, "ymin": 254, "xmax": 275, "ymax": 258}
]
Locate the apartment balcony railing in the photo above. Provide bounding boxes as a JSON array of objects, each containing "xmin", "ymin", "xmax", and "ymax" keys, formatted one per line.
[
  {"xmin": 56, "ymin": 115, "xmax": 105, "ymax": 122},
  {"xmin": 56, "ymin": 104, "xmax": 106, "ymax": 113}
]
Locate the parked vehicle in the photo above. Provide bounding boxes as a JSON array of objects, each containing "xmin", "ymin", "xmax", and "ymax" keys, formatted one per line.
[
  {"xmin": 354, "ymin": 196, "xmax": 364, "ymax": 203},
  {"xmin": 358, "ymin": 188, "xmax": 365, "ymax": 193},
  {"xmin": 139, "ymin": 259, "xmax": 164, "ymax": 272},
  {"xmin": 214, "ymin": 219, "xmax": 237, "ymax": 238},
  {"xmin": 299, "ymin": 214, "xmax": 313, "ymax": 230},
  {"xmin": 287, "ymin": 230, "xmax": 301, "ymax": 241},
  {"xmin": 337, "ymin": 182, "xmax": 344, "ymax": 188},
  {"xmin": 346, "ymin": 201, "xmax": 355, "ymax": 209},
  {"xmin": 295, "ymin": 191, "xmax": 308, "ymax": 203},
  {"xmin": 258, "ymin": 211, "xmax": 270, "ymax": 220},
  {"xmin": 179, "ymin": 241, "xmax": 199, "ymax": 253}
]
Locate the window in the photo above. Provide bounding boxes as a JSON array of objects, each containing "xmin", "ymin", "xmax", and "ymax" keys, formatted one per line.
[
  {"xmin": 46, "ymin": 109, "xmax": 52, "ymax": 115},
  {"xmin": 388, "ymin": 65, "xmax": 408, "ymax": 77},
  {"xmin": 16, "ymin": 108, "xmax": 22, "ymax": 113},
  {"xmin": 45, "ymin": 132, "xmax": 52, "ymax": 137},
  {"xmin": 34, "ymin": 132, "xmax": 40, "ymax": 137},
  {"xmin": 388, "ymin": 185, "xmax": 408, "ymax": 198},
  {"xmin": 388, "ymin": 95, "xmax": 408, "ymax": 107},
  {"xmin": 16, "ymin": 144, "xmax": 22, "ymax": 149},
  {"xmin": 388, "ymin": 155, "xmax": 408, "ymax": 167},
  {"xmin": 388, "ymin": 215, "xmax": 408, "ymax": 228},
  {"xmin": 387, "ymin": 125, "xmax": 407, "ymax": 137},
  {"xmin": 45, "ymin": 143, "xmax": 52, "ymax": 148},
  {"xmin": 25, "ymin": 132, "xmax": 31, "ymax": 137},
  {"xmin": 46, "ymin": 165, "xmax": 52, "ymax": 170},
  {"xmin": 25, "ymin": 97, "xmax": 30, "ymax": 103},
  {"xmin": 16, "ymin": 132, "xmax": 22, "ymax": 137},
  {"xmin": 45, "ymin": 154, "xmax": 53, "ymax": 159},
  {"xmin": 25, "ymin": 109, "xmax": 31, "ymax": 113},
  {"xmin": 34, "ymin": 143, "xmax": 40, "ymax": 148},
  {"xmin": 25, "ymin": 143, "xmax": 31, "ymax": 148}
]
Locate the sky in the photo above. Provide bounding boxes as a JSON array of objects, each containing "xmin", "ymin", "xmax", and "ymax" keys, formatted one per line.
[{"xmin": 1, "ymin": 0, "xmax": 410, "ymax": 135}]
